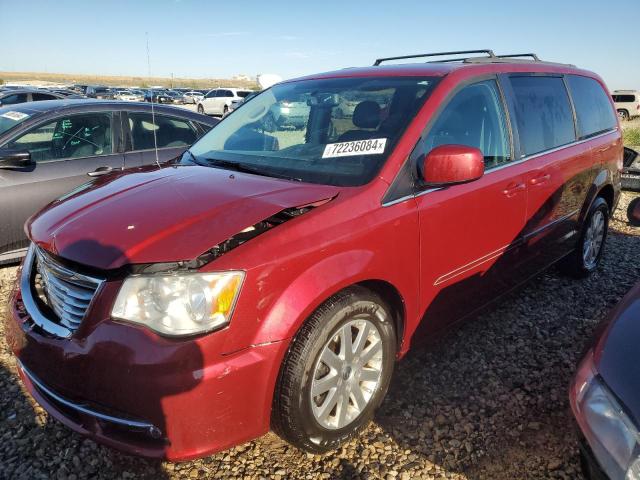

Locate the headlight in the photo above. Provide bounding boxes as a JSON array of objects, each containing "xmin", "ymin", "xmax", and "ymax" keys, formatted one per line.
[
  {"xmin": 571, "ymin": 351, "xmax": 640, "ymax": 479},
  {"xmin": 111, "ymin": 271, "xmax": 244, "ymax": 337}
]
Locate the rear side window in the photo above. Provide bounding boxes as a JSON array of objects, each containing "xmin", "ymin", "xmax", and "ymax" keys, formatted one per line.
[
  {"xmin": 1, "ymin": 93, "xmax": 29, "ymax": 105},
  {"xmin": 613, "ymin": 94, "xmax": 636, "ymax": 103},
  {"xmin": 510, "ymin": 76, "xmax": 575, "ymax": 156},
  {"xmin": 567, "ymin": 76, "xmax": 617, "ymax": 138},
  {"xmin": 424, "ymin": 79, "xmax": 511, "ymax": 169},
  {"xmin": 128, "ymin": 113, "xmax": 197, "ymax": 150}
]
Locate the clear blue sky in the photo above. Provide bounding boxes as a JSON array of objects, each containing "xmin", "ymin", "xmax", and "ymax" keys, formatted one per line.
[{"xmin": 1, "ymin": 0, "xmax": 638, "ymax": 90}]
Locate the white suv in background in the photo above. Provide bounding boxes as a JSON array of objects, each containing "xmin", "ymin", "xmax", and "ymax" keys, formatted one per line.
[
  {"xmin": 197, "ymin": 88, "xmax": 254, "ymax": 116},
  {"xmin": 612, "ymin": 90, "xmax": 640, "ymax": 121}
]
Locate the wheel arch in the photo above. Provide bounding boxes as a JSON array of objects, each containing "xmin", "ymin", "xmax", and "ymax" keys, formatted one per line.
[
  {"xmin": 356, "ymin": 279, "xmax": 406, "ymax": 355},
  {"xmin": 243, "ymin": 250, "xmax": 413, "ymax": 359},
  {"xmin": 579, "ymin": 170, "xmax": 618, "ymax": 224}
]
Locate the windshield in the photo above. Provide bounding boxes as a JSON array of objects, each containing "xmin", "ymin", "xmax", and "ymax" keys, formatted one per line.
[
  {"xmin": 237, "ymin": 90, "xmax": 254, "ymax": 98},
  {"xmin": 187, "ymin": 76, "xmax": 437, "ymax": 186},
  {"xmin": 0, "ymin": 107, "xmax": 36, "ymax": 136}
]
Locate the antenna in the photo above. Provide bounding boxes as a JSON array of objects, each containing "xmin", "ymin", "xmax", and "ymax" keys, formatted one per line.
[{"xmin": 146, "ymin": 32, "xmax": 161, "ymax": 168}]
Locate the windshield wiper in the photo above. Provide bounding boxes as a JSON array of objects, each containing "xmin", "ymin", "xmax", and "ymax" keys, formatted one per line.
[{"xmin": 203, "ymin": 158, "xmax": 302, "ymax": 182}]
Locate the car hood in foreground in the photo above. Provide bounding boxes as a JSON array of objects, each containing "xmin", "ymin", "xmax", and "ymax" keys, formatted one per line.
[
  {"xmin": 27, "ymin": 165, "xmax": 339, "ymax": 270},
  {"xmin": 594, "ymin": 281, "xmax": 640, "ymax": 425}
]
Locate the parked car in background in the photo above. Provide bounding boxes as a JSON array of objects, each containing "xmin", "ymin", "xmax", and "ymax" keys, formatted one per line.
[
  {"xmin": 622, "ymin": 147, "xmax": 640, "ymax": 191},
  {"xmin": 46, "ymin": 89, "xmax": 86, "ymax": 99},
  {"xmin": 0, "ymin": 99, "xmax": 217, "ymax": 264},
  {"xmin": 571, "ymin": 203, "xmax": 640, "ymax": 479},
  {"xmin": 0, "ymin": 89, "xmax": 65, "ymax": 106},
  {"xmin": 266, "ymin": 99, "xmax": 310, "ymax": 129},
  {"xmin": 72, "ymin": 84, "xmax": 89, "ymax": 95},
  {"xmin": 5, "ymin": 50, "xmax": 621, "ymax": 460},
  {"xmin": 612, "ymin": 90, "xmax": 640, "ymax": 121},
  {"xmin": 115, "ymin": 90, "xmax": 145, "ymax": 102},
  {"xmin": 197, "ymin": 87, "xmax": 255, "ymax": 115},
  {"xmin": 227, "ymin": 90, "xmax": 258, "ymax": 115},
  {"xmin": 85, "ymin": 86, "xmax": 116, "ymax": 99},
  {"xmin": 164, "ymin": 90, "xmax": 184, "ymax": 104},
  {"xmin": 183, "ymin": 90, "xmax": 204, "ymax": 104},
  {"xmin": 144, "ymin": 89, "xmax": 172, "ymax": 103}
]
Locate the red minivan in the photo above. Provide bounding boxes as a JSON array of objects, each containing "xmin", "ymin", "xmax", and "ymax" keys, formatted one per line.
[{"xmin": 6, "ymin": 50, "xmax": 622, "ymax": 460}]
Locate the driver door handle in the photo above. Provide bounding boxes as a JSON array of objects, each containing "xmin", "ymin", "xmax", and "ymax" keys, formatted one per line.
[
  {"xmin": 503, "ymin": 182, "xmax": 526, "ymax": 198},
  {"xmin": 87, "ymin": 166, "xmax": 114, "ymax": 177},
  {"xmin": 530, "ymin": 173, "xmax": 551, "ymax": 186}
]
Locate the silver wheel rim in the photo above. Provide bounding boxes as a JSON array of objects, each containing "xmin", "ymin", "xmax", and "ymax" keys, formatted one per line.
[
  {"xmin": 583, "ymin": 210, "xmax": 605, "ymax": 269},
  {"xmin": 310, "ymin": 316, "xmax": 384, "ymax": 430}
]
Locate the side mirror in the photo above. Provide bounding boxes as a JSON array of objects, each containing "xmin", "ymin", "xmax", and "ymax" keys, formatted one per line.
[
  {"xmin": 421, "ymin": 144, "xmax": 484, "ymax": 186},
  {"xmin": 0, "ymin": 149, "xmax": 33, "ymax": 169},
  {"xmin": 628, "ymin": 197, "xmax": 640, "ymax": 227}
]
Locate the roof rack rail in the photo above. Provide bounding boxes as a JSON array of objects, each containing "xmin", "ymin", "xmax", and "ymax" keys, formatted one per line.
[
  {"xmin": 496, "ymin": 53, "xmax": 540, "ymax": 61},
  {"xmin": 373, "ymin": 50, "xmax": 495, "ymax": 66}
]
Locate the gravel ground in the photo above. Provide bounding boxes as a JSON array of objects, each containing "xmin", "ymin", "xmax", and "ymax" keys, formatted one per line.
[{"xmin": 1, "ymin": 192, "xmax": 639, "ymax": 480}]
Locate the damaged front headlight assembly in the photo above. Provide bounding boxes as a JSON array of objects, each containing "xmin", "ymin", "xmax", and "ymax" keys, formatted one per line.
[
  {"xmin": 112, "ymin": 271, "xmax": 244, "ymax": 336},
  {"xmin": 572, "ymin": 351, "xmax": 640, "ymax": 480}
]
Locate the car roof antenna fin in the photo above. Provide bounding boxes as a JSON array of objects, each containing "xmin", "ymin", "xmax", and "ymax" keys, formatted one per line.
[{"xmin": 146, "ymin": 32, "xmax": 161, "ymax": 169}]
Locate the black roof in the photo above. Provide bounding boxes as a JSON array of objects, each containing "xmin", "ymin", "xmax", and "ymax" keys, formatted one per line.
[{"xmin": 0, "ymin": 88, "xmax": 64, "ymax": 96}]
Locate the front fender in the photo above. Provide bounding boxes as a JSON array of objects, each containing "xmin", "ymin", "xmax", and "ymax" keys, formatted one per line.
[{"xmin": 250, "ymin": 249, "xmax": 377, "ymax": 346}]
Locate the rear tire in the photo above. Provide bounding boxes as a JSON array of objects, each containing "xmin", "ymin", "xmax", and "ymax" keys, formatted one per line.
[
  {"xmin": 558, "ymin": 197, "xmax": 609, "ymax": 278},
  {"xmin": 618, "ymin": 109, "xmax": 630, "ymax": 122},
  {"xmin": 628, "ymin": 197, "xmax": 640, "ymax": 226},
  {"xmin": 272, "ymin": 286, "xmax": 396, "ymax": 454}
]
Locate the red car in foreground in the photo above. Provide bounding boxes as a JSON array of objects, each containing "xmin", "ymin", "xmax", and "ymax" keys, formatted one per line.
[{"xmin": 6, "ymin": 50, "xmax": 622, "ymax": 460}]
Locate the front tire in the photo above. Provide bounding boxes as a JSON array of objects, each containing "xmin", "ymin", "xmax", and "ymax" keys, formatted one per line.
[
  {"xmin": 559, "ymin": 197, "xmax": 609, "ymax": 278},
  {"xmin": 272, "ymin": 286, "xmax": 396, "ymax": 454},
  {"xmin": 618, "ymin": 109, "xmax": 630, "ymax": 122}
]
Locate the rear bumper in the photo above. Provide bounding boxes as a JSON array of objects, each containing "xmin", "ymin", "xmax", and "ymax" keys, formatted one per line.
[{"xmin": 6, "ymin": 282, "xmax": 289, "ymax": 460}]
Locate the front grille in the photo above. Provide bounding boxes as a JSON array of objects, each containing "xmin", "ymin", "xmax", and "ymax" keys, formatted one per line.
[{"xmin": 33, "ymin": 247, "xmax": 103, "ymax": 333}]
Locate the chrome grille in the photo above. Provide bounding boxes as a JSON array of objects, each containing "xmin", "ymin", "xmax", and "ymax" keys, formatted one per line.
[{"xmin": 33, "ymin": 247, "xmax": 103, "ymax": 333}]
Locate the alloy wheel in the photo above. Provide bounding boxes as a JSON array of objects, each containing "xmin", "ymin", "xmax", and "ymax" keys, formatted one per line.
[
  {"xmin": 583, "ymin": 210, "xmax": 605, "ymax": 269},
  {"xmin": 310, "ymin": 317, "xmax": 384, "ymax": 430}
]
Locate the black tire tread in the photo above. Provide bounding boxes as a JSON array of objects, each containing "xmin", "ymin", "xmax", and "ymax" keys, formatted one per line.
[{"xmin": 271, "ymin": 286, "xmax": 391, "ymax": 453}]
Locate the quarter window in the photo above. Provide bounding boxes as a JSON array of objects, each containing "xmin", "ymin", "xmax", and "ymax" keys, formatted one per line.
[
  {"xmin": 567, "ymin": 76, "xmax": 617, "ymax": 138},
  {"xmin": 510, "ymin": 76, "xmax": 575, "ymax": 156},
  {"xmin": 128, "ymin": 113, "xmax": 197, "ymax": 150},
  {"xmin": 1, "ymin": 93, "xmax": 29, "ymax": 105},
  {"xmin": 423, "ymin": 80, "xmax": 511, "ymax": 169},
  {"xmin": 7, "ymin": 113, "xmax": 112, "ymax": 162},
  {"xmin": 613, "ymin": 94, "xmax": 636, "ymax": 103}
]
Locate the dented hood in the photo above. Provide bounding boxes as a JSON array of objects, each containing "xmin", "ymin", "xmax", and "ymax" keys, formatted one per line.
[{"xmin": 27, "ymin": 165, "xmax": 339, "ymax": 270}]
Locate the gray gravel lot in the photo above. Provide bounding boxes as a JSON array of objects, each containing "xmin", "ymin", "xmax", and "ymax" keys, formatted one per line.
[{"xmin": 1, "ymin": 192, "xmax": 639, "ymax": 480}]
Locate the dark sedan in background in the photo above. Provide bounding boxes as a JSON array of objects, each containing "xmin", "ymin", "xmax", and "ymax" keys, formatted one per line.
[
  {"xmin": 571, "ymin": 201, "xmax": 640, "ymax": 480},
  {"xmin": 0, "ymin": 99, "xmax": 218, "ymax": 264},
  {"xmin": 0, "ymin": 89, "xmax": 65, "ymax": 107}
]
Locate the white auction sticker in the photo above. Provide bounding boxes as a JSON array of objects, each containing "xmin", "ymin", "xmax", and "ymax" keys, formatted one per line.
[
  {"xmin": 322, "ymin": 138, "xmax": 387, "ymax": 158},
  {"xmin": 0, "ymin": 111, "xmax": 29, "ymax": 121}
]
